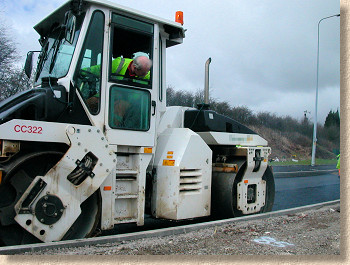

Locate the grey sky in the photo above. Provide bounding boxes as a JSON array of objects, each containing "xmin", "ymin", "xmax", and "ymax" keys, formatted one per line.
[{"xmin": 2, "ymin": 0, "xmax": 340, "ymax": 123}]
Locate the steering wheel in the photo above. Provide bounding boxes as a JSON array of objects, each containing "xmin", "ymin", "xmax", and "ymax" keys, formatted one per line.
[
  {"xmin": 78, "ymin": 69, "xmax": 99, "ymax": 99},
  {"xmin": 79, "ymin": 69, "xmax": 99, "ymax": 83}
]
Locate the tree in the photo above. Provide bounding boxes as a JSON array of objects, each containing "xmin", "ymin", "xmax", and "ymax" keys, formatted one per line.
[
  {"xmin": 322, "ymin": 109, "xmax": 340, "ymax": 146},
  {"xmin": 324, "ymin": 110, "xmax": 340, "ymax": 128},
  {"xmin": 0, "ymin": 25, "xmax": 17, "ymax": 75},
  {"xmin": 0, "ymin": 21, "xmax": 30, "ymax": 101},
  {"xmin": 0, "ymin": 68, "xmax": 31, "ymax": 101},
  {"xmin": 166, "ymin": 86, "xmax": 198, "ymax": 107}
]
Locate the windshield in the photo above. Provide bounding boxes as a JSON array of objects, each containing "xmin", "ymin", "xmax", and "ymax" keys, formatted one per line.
[{"xmin": 35, "ymin": 13, "xmax": 85, "ymax": 84}]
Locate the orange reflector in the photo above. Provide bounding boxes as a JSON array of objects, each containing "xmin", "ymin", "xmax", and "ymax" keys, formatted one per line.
[
  {"xmin": 0, "ymin": 171, "xmax": 2, "ymax": 185},
  {"xmin": 144, "ymin": 147, "xmax": 152, "ymax": 153},
  {"xmin": 167, "ymin": 151, "xmax": 174, "ymax": 154},
  {"xmin": 163, "ymin": 159, "xmax": 175, "ymax": 166},
  {"xmin": 167, "ymin": 155, "xmax": 173, "ymax": 159},
  {"xmin": 103, "ymin": 186, "xmax": 112, "ymax": 191},
  {"xmin": 175, "ymin": 11, "xmax": 184, "ymax": 25},
  {"xmin": 244, "ymin": 180, "xmax": 248, "ymax": 184}
]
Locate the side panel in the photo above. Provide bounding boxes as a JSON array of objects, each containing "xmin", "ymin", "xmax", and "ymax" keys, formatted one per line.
[
  {"xmin": 197, "ymin": 131, "xmax": 268, "ymax": 146},
  {"xmin": 152, "ymin": 128, "xmax": 212, "ymax": 220},
  {"xmin": 0, "ymin": 119, "xmax": 70, "ymax": 144},
  {"xmin": 157, "ymin": 106, "xmax": 187, "ymax": 136}
]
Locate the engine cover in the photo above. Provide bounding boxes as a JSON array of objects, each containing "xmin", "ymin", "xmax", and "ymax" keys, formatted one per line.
[{"xmin": 152, "ymin": 128, "xmax": 212, "ymax": 220}]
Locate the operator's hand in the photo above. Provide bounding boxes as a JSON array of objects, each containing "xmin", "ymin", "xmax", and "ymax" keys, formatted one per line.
[
  {"xmin": 114, "ymin": 100, "xmax": 131, "ymax": 126},
  {"xmin": 86, "ymin": 96, "xmax": 99, "ymax": 113}
]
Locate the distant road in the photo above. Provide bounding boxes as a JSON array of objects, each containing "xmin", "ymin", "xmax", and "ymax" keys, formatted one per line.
[
  {"xmin": 272, "ymin": 164, "xmax": 337, "ymax": 178},
  {"xmin": 273, "ymin": 170, "xmax": 340, "ymax": 211}
]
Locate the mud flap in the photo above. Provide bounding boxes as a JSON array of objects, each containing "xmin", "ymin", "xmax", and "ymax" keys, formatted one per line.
[{"xmin": 236, "ymin": 147, "xmax": 270, "ymax": 214}]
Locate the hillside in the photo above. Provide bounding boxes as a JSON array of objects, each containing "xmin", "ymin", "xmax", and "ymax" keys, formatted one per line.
[
  {"xmin": 250, "ymin": 125, "xmax": 336, "ymax": 161},
  {"xmin": 166, "ymin": 87, "xmax": 340, "ymax": 161}
]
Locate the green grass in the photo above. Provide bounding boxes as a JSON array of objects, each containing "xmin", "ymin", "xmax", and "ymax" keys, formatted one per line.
[{"xmin": 269, "ymin": 158, "xmax": 337, "ymax": 166}]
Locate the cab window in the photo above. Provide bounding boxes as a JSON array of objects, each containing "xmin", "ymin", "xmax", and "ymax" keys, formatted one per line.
[
  {"xmin": 109, "ymin": 14, "xmax": 153, "ymax": 88},
  {"xmin": 109, "ymin": 86, "xmax": 150, "ymax": 131},
  {"xmin": 74, "ymin": 10, "xmax": 105, "ymax": 114}
]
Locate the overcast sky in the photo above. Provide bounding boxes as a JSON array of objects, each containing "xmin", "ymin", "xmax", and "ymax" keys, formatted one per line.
[{"xmin": 1, "ymin": 0, "xmax": 340, "ymax": 124}]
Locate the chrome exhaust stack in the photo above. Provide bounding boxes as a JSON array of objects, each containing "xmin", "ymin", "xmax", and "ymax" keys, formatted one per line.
[
  {"xmin": 197, "ymin": 57, "xmax": 211, "ymax": 110},
  {"xmin": 204, "ymin": 57, "xmax": 211, "ymax": 105}
]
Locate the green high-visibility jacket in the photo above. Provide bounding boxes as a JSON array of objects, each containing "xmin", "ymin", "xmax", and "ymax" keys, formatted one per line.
[
  {"xmin": 81, "ymin": 57, "xmax": 150, "ymax": 98},
  {"xmin": 112, "ymin": 57, "xmax": 150, "ymax": 83},
  {"xmin": 87, "ymin": 57, "xmax": 150, "ymax": 82},
  {"xmin": 336, "ymin": 154, "xmax": 340, "ymax": 169}
]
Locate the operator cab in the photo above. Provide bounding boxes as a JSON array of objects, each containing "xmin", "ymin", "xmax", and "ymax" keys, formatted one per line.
[{"xmin": 27, "ymin": 0, "xmax": 185, "ymax": 146}]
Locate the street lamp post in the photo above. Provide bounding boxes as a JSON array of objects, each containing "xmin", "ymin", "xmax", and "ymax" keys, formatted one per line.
[{"xmin": 311, "ymin": 13, "xmax": 340, "ymax": 166}]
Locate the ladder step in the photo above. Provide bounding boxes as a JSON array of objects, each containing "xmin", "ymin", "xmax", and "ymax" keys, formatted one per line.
[
  {"xmin": 116, "ymin": 170, "xmax": 138, "ymax": 181},
  {"xmin": 114, "ymin": 217, "xmax": 137, "ymax": 224},
  {"xmin": 116, "ymin": 170, "xmax": 138, "ymax": 175},
  {"xmin": 116, "ymin": 170, "xmax": 138, "ymax": 176},
  {"xmin": 115, "ymin": 193, "xmax": 138, "ymax": 199},
  {"xmin": 116, "ymin": 178, "xmax": 137, "ymax": 181}
]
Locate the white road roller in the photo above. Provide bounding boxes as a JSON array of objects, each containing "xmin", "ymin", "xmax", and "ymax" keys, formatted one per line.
[{"xmin": 0, "ymin": 0, "xmax": 274, "ymax": 245}]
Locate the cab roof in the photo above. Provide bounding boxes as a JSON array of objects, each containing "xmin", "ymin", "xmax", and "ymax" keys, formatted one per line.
[{"xmin": 34, "ymin": 0, "xmax": 185, "ymax": 46}]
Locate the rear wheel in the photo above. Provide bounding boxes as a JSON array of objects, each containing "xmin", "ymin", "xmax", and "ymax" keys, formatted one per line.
[
  {"xmin": 0, "ymin": 151, "xmax": 101, "ymax": 246},
  {"xmin": 259, "ymin": 166, "xmax": 275, "ymax": 213},
  {"xmin": 211, "ymin": 164, "xmax": 275, "ymax": 218}
]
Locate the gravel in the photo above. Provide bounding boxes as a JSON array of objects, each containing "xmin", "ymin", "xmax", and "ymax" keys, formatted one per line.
[{"xmin": 21, "ymin": 202, "xmax": 340, "ymax": 255}]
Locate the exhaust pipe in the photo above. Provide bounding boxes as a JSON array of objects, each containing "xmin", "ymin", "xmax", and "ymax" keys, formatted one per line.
[
  {"xmin": 204, "ymin": 57, "xmax": 211, "ymax": 105},
  {"xmin": 197, "ymin": 57, "xmax": 211, "ymax": 110}
]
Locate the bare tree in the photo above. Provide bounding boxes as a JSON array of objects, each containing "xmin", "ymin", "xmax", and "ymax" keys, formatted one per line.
[
  {"xmin": 0, "ymin": 68, "xmax": 31, "ymax": 101},
  {"xmin": 0, "ymin": 20, "xmax": 30, "ymax": 101},
  {"xmin": 0, "ymin": 26, "xmax": 17, "ymax": 73},
  {"xmin": 166, "ymin": 86, "xmax": 196, "ymax": 107}
]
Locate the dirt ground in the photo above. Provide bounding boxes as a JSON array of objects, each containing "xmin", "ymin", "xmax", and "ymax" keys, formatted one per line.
[{"xmin": 19, "ymin": 202, "xmax": 340, "ymax": 256}]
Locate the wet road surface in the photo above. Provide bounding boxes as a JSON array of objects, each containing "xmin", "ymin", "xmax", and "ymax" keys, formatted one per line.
[{"xmin": 273, "ymin": 172, "xmax": 340, "ymax": 211}]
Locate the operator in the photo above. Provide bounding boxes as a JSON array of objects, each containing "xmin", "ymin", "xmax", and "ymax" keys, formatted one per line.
[
  {"xmin": 111, "ymin": 52, "xmax": 152, "ymax": 82},
  {"xmin": 81, "ymin": 52, "xmax": 152, "ymax": 112},
  {"xmin": 85, "ymin": 52, "xmax": 152, "ymax": 81}
]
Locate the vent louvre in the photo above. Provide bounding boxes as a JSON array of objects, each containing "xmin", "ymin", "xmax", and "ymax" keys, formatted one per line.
[{"xmin": 179, "ymin": 169, "xmax": 202, "ymax": 193}]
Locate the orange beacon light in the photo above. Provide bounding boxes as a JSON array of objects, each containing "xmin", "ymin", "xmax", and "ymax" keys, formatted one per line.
[{"xmin": 175, "ymin": 11, "xmax": 184, "ymax": 25}]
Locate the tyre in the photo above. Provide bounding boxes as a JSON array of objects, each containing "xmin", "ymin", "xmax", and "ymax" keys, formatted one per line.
[{"xmin": 259, "ymin": 165, "xmax": 275, "ymax": 213}]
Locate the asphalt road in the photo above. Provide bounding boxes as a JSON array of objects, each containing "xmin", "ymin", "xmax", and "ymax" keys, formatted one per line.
[{"xmin": 273, "ymin": 172, "xmax": 340, "ymax": 211}]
